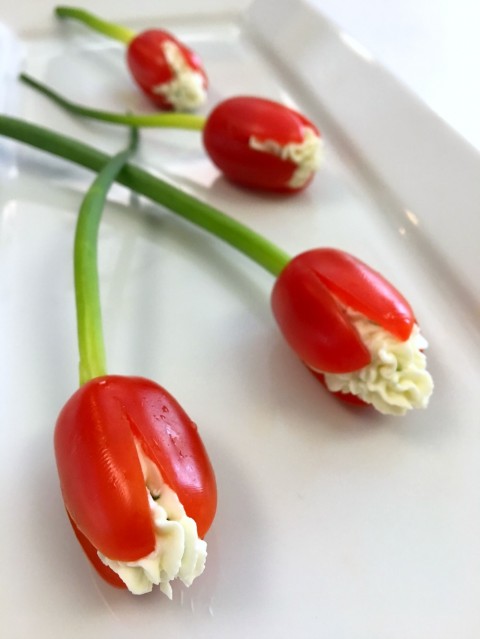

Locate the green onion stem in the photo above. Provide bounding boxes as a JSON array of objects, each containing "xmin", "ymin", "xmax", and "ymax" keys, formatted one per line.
[
  {"xmin": 55, "ymin": 5, "xmax": 135, "ymax": 45},
  {"xmin": 20, "ymin": 74, "xmax": 206, "ymax": 131},
  {"xmin": 0, "ymin": 115, "xmax": 290, "ymax": 278},
  {"xmin": 75, "ymin": 127, "xmax": 139, "ymax": 385}
]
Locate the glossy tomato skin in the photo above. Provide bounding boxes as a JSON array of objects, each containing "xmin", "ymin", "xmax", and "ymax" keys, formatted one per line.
[
  {"xmin": 54, "ymin": 375, "xmax": 217, "ymax": 572},
  {"xmin": 203, "ymin": 96, "xmax": 320, "ymax": 192},
  {"xmin": 126, "ymin": 30, "xmax": 208, "ymax": 110},
  {"xmin": 271, "ymin": 249, "xmax": 415, "ymax": 375}
]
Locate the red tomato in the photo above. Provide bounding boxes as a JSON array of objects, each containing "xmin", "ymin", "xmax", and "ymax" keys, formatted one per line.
[
  {"xmin": 300, "ymin": 249, "xmax": 415, "ymax": 341},
  {"xmin": 54, "ymin": 375, "xmax": 217, "ymax": 569},
  {"xmin": 203, "ymin": 96, "xmax": 320, "ymax": 192},
  {"xmin": 126, "ymin": 30, "xmax": 208, "ymax": 110},
  {"xmin": 271, "ymin": 249, "xmax": 415, "ymax": 374}
]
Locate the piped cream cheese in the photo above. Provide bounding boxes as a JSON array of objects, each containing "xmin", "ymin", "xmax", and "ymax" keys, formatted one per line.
[
  {"xmin": 249, "ymin": 126, "xmax": 322, "ymax": 188},
  {"xmin": 98, "ymin": 444, "xmax": 207, "ymax": 597},
  {"xmin": 152, "ymin": 40, "xmax": 206, "ymax": 111},
  {"xmin": 323, "ymin": 311, "xmax": 434, "ymax": 416}
]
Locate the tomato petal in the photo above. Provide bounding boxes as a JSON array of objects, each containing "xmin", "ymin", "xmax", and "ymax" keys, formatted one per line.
[
  {"xmin": 54, "ymin": 377, "xmax": 156, "ymax": 562},
  {"xmin": 272, "ymin": 254, "xmax": 371, "ymax": 373},
  {"xmin": 299, "ymin": 249, "xmax": 415, "ymax": 341},
  {"xmin": 100, "ymin": 376, "xmax": 217, "ymax": 539}
]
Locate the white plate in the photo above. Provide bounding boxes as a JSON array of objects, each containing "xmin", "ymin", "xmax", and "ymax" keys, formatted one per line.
[{"xmin": 1, "ymin": 1, "xmax": 480, "ymax": 637}]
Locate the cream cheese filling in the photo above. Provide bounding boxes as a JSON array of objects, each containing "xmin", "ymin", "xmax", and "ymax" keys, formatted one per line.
[
  {"xmin": 152, "ymin": 40, "xmax": 206, "ymax": 111},
  {"xmin": 98, "ymin": 443, "xmax": 207, "ymax": 597},
  {"xmin": 322, "ymin": 311, "xmax": 434, "ymax": 416},
  {"xmin": 249, "ymin": 126, "xmax": 322, "ymax": 188}
]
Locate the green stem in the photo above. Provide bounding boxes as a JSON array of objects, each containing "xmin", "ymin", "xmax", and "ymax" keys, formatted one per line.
[
  {"xmin": 0, "ymin": 115, "xmax": 290, "ymax": 277},
  {"xmin": 55, "ymin": 5, "xmax": 135, "ymax": 45},
  {"xmin": 19, "ymin": 74, "xmax": 206, "ymax": 131},
  {"xmin": 75, "ymin": 127, "xmax": 139, "ymax": 385}
]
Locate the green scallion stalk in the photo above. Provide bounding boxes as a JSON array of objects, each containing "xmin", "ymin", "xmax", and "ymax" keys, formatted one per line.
[
  {"xmin": 20, "ymin": 74, "xmax": 206, "ymax": 131},
  {"xmin": 55, "ymin": 6, "xmax": 135, "ymax": 45},
  {"xmin": 0, "ymin": 115, "xmax": 290, "ymax": 278},
  {"xmin": 75, "ymin": 127, "xmax": 139, "ymax": 385}
]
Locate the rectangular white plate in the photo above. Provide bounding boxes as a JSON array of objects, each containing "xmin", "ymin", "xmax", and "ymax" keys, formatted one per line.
[{"xmin": 1, "ymin": 1, "xmax": 480, "ymax": 637}]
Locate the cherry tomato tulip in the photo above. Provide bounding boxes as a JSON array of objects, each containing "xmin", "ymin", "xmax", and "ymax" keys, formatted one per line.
[
  {"xmin": 127, "ymin": 30, "xmax": 208, "ymax": 111},
  {"xmin": 271, "ymin": 248, "xmax": 415, "ymax": 375},
  {"xmin": 54, "ymin": 375, "xmax": 217, "ymax": 584},
  {"xmin": 55, "ymin": 8, "xmax": 208, "ymax": 112},
  {"xmin": 203, "ymin": 96, "xmax": 321, "ymax": 192}
]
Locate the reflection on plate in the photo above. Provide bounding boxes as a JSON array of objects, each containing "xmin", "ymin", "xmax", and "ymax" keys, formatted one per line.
[{"xmin": 1, "ymin": 1, "xmax": 480, "ymax": 637}]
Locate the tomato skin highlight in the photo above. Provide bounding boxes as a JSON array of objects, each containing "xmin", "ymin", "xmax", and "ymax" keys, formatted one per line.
[
  {"xmin": 126, "ymin": 30, "xmax": 208, "ymax": 110},
  {"xmin": 203, "ymin": 96, "xmax": 320, "ymax": 192},
  {"xmin": 54, "ymin": 375, "xmax": 217, "ymax": 569},
  {"xmin": 271, "ymin": 249, "xmax": 416, "ymax": 375}
]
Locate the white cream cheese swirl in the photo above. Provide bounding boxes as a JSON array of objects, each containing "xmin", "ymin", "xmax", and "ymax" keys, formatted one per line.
[
  {"xmin": 152, "ymin": 40, "xmax": 206, "ymax": 111},
  {"xmin": 98, "ymin": 444, "xmax": 207, "ymax": 597},
  {"xmin": 249, "ymin": 127, "xmax": 322, "ymax": 188},
  {"xmin": 323, "ymin": 311, "xmax": 433, "ymax": 416}
]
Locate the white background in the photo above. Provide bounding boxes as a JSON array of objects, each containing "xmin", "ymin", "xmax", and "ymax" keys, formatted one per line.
[{"xmin": 309, "ymin": 0, "xmax": 480, "ymax": 152}]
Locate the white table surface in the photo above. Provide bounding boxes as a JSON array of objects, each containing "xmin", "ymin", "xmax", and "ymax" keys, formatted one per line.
[{"xmin": 308, "ymin": 0, "xmax": 480, "ymax": 153}]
